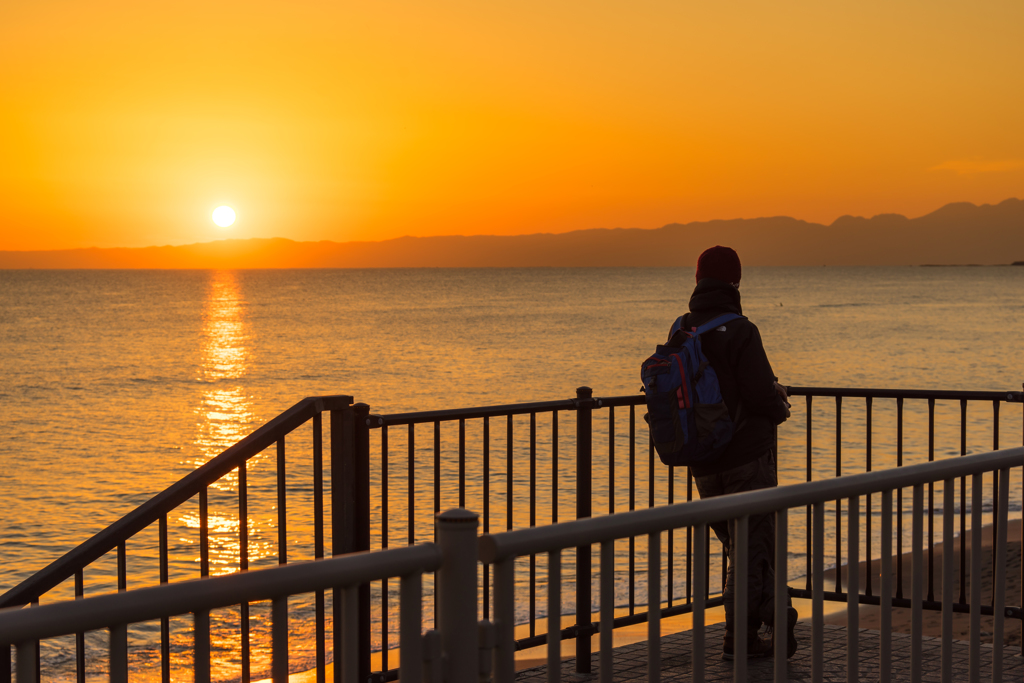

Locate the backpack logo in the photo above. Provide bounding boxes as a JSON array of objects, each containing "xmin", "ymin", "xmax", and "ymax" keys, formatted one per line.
[{"xmin": 640, "ymin": 313, "xmax": 744, "ymax": 467}]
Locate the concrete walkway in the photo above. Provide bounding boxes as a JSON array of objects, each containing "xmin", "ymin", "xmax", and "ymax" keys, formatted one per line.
[{"xmin": 515, "ymin": 622, "xmax": 1024, "ymax": 682}]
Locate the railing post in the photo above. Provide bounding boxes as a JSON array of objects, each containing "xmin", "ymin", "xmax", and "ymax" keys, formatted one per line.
[
  {"xmin": 575, "ymin": 386, "xmax": 593, "ymax": 673},
  {"xmin": 331, "ymin": 402, "xmax": 371, "ymax": 683},
  {"xmin": 437, "ymin": 509, "xmax": 479, "ymax": 683}
]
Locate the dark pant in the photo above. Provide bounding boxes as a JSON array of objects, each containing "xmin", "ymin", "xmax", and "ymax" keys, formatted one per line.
[{"xmin": 694, "ymin": 449, "xmax": 777, "ymax": 641}]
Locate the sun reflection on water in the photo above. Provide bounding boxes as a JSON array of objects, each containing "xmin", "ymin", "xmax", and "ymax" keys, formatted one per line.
[
  {"xmin": 191, "ymin": 270, "xmax": 255, "ymax": 470},
  {"xmin": 181, "ymin": 271, "xmax": 275, "ymax": 576}
]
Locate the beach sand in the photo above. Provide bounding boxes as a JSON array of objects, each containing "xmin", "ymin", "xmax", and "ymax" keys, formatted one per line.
[{"xmin": 822, "ymin": 519, "xmax": 1023, "ymax": 647}]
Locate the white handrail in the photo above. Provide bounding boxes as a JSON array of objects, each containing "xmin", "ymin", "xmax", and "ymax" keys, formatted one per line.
[
  {"xmin": 482, "ymin": 446, "xmax": 1024, "ymax": 683},
  {"xmin": 478, "ymin": 447, "xmax": 1024, "ymax": 562}
]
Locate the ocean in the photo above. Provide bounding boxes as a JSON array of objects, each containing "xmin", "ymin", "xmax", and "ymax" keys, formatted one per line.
[{"xmin": 2, "ymin": 266, "xmax": 1023, "ymax": 679}]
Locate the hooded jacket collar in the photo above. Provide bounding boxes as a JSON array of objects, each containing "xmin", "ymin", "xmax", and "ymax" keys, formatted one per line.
[{"xmin": 688, "ymin": 278, "xmax": 743, "ymax": 316}]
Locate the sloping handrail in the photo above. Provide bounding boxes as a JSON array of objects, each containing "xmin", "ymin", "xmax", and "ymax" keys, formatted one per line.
[{"xmin": 0, "ymin": 395, "xmax": 353, "ymax": 609}]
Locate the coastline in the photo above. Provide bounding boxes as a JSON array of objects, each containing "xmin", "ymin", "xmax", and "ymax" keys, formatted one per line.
[{"xmin": 821, "ymin": 518, "xmax": 1023, "ymax": 646}]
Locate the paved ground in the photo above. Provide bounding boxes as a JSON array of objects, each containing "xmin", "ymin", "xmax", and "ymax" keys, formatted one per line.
[{"xmin": 515, "ymin": 622, "xmax": 1024, "ymax": 682}]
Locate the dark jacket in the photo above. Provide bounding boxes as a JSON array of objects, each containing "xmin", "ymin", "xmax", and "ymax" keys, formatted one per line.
[{"xmin": 675, "ymin": 278, "xmax": 789, "ymax": 476}]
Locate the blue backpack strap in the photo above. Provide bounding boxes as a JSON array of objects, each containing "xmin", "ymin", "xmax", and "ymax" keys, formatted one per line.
[
  {"xmin": 692, "ymin": 313, "xmax": 745, "ymax": 336},
  {"xmin": 667, "ymin": 315, "xmax": 686, "ymax": 341}
]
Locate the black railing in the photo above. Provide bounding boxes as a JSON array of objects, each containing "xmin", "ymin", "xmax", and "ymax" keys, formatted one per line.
[
  {"xmin": 2, "ymin": 385, "xmax": 1022, "ymax": 683},
  {"xmin": 0, "ymin": 395, "xmax": 371, "ymax": 683}
]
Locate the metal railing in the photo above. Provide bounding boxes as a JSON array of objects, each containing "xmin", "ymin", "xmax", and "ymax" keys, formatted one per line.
[
  {"xmin": 2, "ymin": 385, "xmax": 1022, "ymax": 681},
  {"xmin": 481, "ymin": 445, "xmax": 1024, "ymax": 683},
  {"xmin": 0, "ymin": 537, "xmax": 442, "ymax": 683},
  {"xmin": 4, "ymin": 447, "xmax": 1023, "ymax": 683},
  {"xmin": 0, "ymin": 394, "xmax": 375, "ymax": 682}
]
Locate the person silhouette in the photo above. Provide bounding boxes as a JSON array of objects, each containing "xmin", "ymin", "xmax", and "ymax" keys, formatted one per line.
[{"xmin": 677, "ymin": 245, "xmax": 797, "ymax": 660}]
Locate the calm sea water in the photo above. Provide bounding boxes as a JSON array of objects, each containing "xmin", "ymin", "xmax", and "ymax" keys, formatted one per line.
[{"xmin": 2, "ymin": 266, "xmax": 1023, "ymax": 679}]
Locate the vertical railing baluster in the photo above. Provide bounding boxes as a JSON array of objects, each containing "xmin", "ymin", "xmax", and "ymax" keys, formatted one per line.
[
  {"xmin": 194, "ymin": 610, "xmax": 210, "ymax": 683},
  {"xmin": 629, "ymin": 406, "xmax": 636, "ymax": 615},
  {"xmin": 199, "ymin": 486, "xmax": 209, "ymax": 578},
  {"xmin": 993, "ymin": 399, "xmax": 1000, "ymax": 451},
  {"xmin": 992, "ymin": 467, "xmax": 1010, "ymax": 682},
  {"xmin": 400, "ymin": 571, "xmax": 424, "ymax": 683},
  {"xmin": 408, "ymin": 424, "xmax": 416, "ymax": 545},
  {"xmin": 575, "ymin": 387, "xmax": 593, "ymax": 673},
  {"xmin": 381, "ymin": 426, "xmax": 389, "ymax": 673},
  {"xmin": 433, "ymin": 421, "xmax": 441, "ymax": 517},
  {"xmin": 458, "ymin": 418, "xmax": 466, "ymax": 509},
  {"xmin": 911, "ymin": 484, "xmax": 923, "ymax": 681},
  {"xmin": 898, "ymin": 396, "xmax": 913, "ymax": 602},
  {"xmin": 272, "ymin": 596, "xmax": 289, "ymax": 683},
  {"xmin": 483, "ymin": 416, "xmax": 491, "ymax": 620},
  {"xmin": 341, "ymin": 586, "xmax": 359, "ymax": 683},
  {"xmin": 668, "ymin": 466, "xmax": 674, "ymax": 608},
  {"xmin": 835, "ymin": 395, "xmax": 843, "ymax": 594},
  {"xmin": 941, "ymin": 479, "xmax": 954, "ymax": 683},
  {"xmin": 608, "ymin": 406, "xmax": 615, "ymax": 516},
  {"xmin": 880, "ymin": 489, "xmax": 892, "ymax": 683},
  {"xmin": 277, "ymin": 438, "xmax": 287, "ymax": 566},
  {"xmin": 734, "ymin": 517, "xmax": 748, "ymax": 680},
  {"xmin": 15, "ymin": 641, "xmax": 34, "ymax": 683},
  {"xmin": 599, "ymin": 540, "xmax": 614, "ymax": 683},
  {"xmin": 494, "ymin": 558, "xmax": 515, "ymax": 683},
  {"xmin": 552, "ymin": 411, "xmax": 558, "ymax": 524},
  {"xmin": 530, "ymin": 411, "xmax": 537, "ymax": 638},
  {"xmin": 812, "ymin": 501, "xmax": 824, "ymax": 683},
  {"xmin": 969, "ymin": 473, "xmax": 982, "ymax": 682},
  {"xmin": 115, "ymin": 542, "xmax": 128, "ymax": 677},
  {"xmin": 692, "ymin": 523, "xmax": 706, "ymax": 683},
  {"xmin": 648, "ymin": 429, "xmax": 655, "ymax": 511},
  {"xmin": 507, "ymin": 416, "xmax": 513, "ymax": 533},
  {"xmin": 928, "ymin": 398, "xmax": 936, "ymax": 602},
  {"xmin": 991, "ymin": 400, "xmax": 1000, "ymax": 609},
  {"xmin": 31, "ymin": 600, "xmax": 38, "ymax": 683},
  {"xmin": 160, "ymin": 514, "xmax": 171, "ymax": 683},
  {"xmin": 865, "ymin": 397, "xmax": 872, "ymax": 598},
  {"xmin": 774, "ymin": 507, "xmax": 789, "ymax": 678},
  {"xmin": 109, "ymin": 623, "xmax": 128, "ymax": 683},
  {"xmin": 707, "ymin": 525, "xmax": 713, "ymax": 602},
  {"xmin": 433, "ymin": 419, "xmax": 441, "ymax": 630},
  {"xmin": 686, "ymin": 471, "xmax": 693, "ymax": 604},
  {"xmin": 847, "ymin": 495, "xmax": 859, "ymax": 683},
  {"xmin": 239, "ymin": 462, "xmax": 250, "ymax": 683},
  {"xmin": 959, "ymin": 400, "xmax": 967, "ymax": 605},
  {"xmin": 547, "ymin": 550, "xmax": 561, "ymax": 683},
  {"xmin": 115, "ymin": 544, "xmax": 126, "ymax": 589},
  {"xmin": 647, "ymin": 532, "xmax": 661, "ymax": 683},
  {"xmin": 75, "ymin": 569, "xmax": 85, "ymax": 683},
  {"xmin": 313, "ymin": 413, "xmax": 326, "ymax": 683},
  {"xmin": 806, "ymin": 394, "xmax": 813, "ymax": 593}
]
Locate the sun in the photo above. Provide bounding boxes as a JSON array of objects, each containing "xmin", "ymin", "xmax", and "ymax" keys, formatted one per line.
[{"xmin": 212, "ymin": 206, "xmax": 236, "ymax": 227}]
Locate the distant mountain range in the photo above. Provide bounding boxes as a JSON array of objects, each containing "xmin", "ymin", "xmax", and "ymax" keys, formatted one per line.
[{"xmin": 2, "ymin": 198, "xmax": 1021, "ymax": 268}]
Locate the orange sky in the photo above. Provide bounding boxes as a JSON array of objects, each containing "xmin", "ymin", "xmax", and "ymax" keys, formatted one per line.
[{"xmin": 2, "ymin": 0, "xmax": 1023, "ymax": 251}]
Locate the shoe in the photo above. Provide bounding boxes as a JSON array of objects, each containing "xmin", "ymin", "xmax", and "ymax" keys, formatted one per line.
[
  {"xmin": 765, "ymin": 606, "xmax": 799, "ymax": 659},
  {"xmin": 722, "ymin": 634, "xmax": 773, "ymax": 660}
]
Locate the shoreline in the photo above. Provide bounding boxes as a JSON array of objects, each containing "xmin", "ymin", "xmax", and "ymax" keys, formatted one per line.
[{"xmin": 820, "ymin": 518, "xmax": 1023, "ymax": 646}]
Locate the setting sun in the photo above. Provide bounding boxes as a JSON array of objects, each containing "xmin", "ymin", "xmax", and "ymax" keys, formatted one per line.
[{"xmin": 212, "ymin": 206, "xmax": 236, "ymax": 228}]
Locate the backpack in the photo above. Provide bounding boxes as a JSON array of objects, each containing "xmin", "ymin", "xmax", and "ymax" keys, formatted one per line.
[{"xmin": 640, "ymin": 313, "xmax": 745, "ymax": 466}]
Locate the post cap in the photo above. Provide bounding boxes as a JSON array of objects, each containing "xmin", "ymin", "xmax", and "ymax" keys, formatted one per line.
[{"xmin": 436, "ymin": 508, "xmax": 479, "ymax": 524}]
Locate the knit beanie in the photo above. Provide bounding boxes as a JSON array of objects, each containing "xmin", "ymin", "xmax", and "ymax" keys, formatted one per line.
[{"xmin": 695, "ymin": 246, "xmax": 741, "ymax": 284}]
